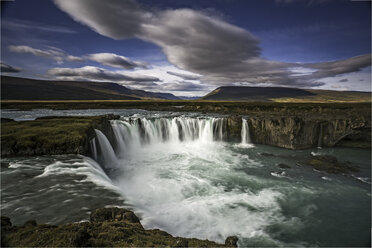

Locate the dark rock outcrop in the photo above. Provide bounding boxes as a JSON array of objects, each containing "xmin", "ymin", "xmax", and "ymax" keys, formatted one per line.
[
  {"xmin": 225, "ymin": 236, "xmax": 239, "ymax": 247},
  {"xmin": 247, "ymin": 116, "xmax": 370, "ymax": 149},
  {"xmin": 304, "ymin": 155, "xmax": 359, "ymax": 174},
  {"xmin": 226, "ymin": 115, "xmax": 242, "ymax": 142},
  {"xmin": 224, "ymin": 111, "xmax": 370, "ymax": 149},
  {"xmin": 278, "ymin": 163, "xmax": 291, "ymax": 169},
  {"xmin": 1, "ymin": 208, "xmax": 234, "ymax": 247},
  {"xmin": 90, "ymin": 207, "xmax": 140, "ymax": 224}
]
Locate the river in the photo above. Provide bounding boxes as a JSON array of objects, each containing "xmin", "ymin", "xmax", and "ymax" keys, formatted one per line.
[{"xmin": 1, "ymin": 109, "xmax": 370, "ymax": 247}]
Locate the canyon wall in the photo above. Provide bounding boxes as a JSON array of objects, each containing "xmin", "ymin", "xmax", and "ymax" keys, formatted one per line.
[{"xmin": 224, "ymin": 115, "xmax": 370, "ymax": 149}]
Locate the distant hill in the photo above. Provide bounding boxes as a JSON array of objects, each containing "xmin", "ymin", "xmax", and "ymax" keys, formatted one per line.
[
  {"xmin": 1, "ymin": 76, "xmax": 180, "ymax": 100},
  {"xmin": 202, "ymin": 86, "xmax": 371, "ymax": 102}
]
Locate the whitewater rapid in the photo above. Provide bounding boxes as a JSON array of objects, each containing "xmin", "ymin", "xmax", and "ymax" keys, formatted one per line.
[
  {"xmin": 89, "ymin": 116, "xmax": 371, "ymax": 246},
  {"xmin": 92, "ymin": 117, "xmax": 286, "ymax": 244}
]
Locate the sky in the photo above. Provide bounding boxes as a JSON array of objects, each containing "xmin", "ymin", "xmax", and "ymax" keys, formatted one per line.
[{"xmin": 1, "ymin": 0, "xmax": 371, "ymax": 96}]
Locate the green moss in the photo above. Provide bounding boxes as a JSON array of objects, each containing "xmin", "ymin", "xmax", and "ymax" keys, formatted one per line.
[
  {"xmin": 1, "ymin": 208, "xmax": 231, "ymax": 247},
  {"xmin": 1, "ymin": 115, "xmax": 118, "ymax": 156}
]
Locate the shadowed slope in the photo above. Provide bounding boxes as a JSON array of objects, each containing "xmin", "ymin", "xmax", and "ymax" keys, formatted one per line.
[
  {"xmin": 1, "ymin": 76, "xmax": 179, "ymax": 100},
  {"xmin": 202, "ymin": 86, "xmax": 370, "ymax": 102}
]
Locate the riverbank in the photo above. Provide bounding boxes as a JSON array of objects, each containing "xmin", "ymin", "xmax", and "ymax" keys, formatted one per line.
[{"xmin": 1, "ymin": 115, "xmax": 119, "ymax": 157}]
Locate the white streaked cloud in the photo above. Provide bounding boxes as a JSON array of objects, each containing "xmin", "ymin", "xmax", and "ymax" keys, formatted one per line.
[
  {"xmin": 87, "ymin": 53, "xmax": 147, "ymax": 69},
  {"xmin": 8, "ymin": 45, "xmax": 66, "ymax": 64},
  {"xmin": 47, "ymin": 66, "xmax": 160, "ymax": 82}
]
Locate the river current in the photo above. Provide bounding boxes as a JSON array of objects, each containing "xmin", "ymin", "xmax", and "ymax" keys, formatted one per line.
[{"xmin": 1, "ymin": 109, "xmax": 371, "ymax": 247}]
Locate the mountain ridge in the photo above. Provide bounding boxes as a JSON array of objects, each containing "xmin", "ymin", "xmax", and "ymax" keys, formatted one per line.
[
  {"xmin": 0, "ymin": 76, "xmax": 180, "ymax": 100},
  {"xmin": 202, "ymin": 86, "xmax": 371, "ymax": 102}
]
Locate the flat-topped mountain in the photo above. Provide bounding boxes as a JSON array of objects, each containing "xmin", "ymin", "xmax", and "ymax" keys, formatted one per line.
[
  {"xmin": 1, "ymin": 76, "xmax": 179, "ymax": 100},
  {"xmin": 202, "ymin": 86, "xmax": 371, "ymax": 102}
]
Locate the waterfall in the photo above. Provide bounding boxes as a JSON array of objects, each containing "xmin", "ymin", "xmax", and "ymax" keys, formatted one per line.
[
  {"xmin": 90, "ymin": 138, "xmax": 98, "ymax": 160},
  {"xmin": 114, "ymin": 117, "xmax": 226, "ymax": 148},
  {"xmin": 93, "ymin": 117, "xmax": 227, "ymax": 167},
  {"xmin": 94, "ymin": 129, "xmax": 118, "ymax": 169},
  {"xmin": 241, "ymin": 119, "xmax": 253, "ymax": 145}
]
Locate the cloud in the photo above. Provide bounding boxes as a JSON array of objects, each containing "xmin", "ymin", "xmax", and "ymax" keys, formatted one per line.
[
  {"xmin": 53, "ymin": 0, "xmax": 372, "ymax": 89},
  {"xmin": 2, "ymin": 18, "xmax": 77, "ymax": 34},
  {"xmin": 1, "ymin": 62, "xmax": 21, "ymax": 73},
  {"xmin": 88, "ymin": 53, "xmax": 146, "ymax": 69},
  {"xmin": 53, "ymin": 0, "xmax": 262, "ymax": 79},
  {"xmin": 8, "ymin": 45, "xmax": 148, "ymax": 69},
  {"xmin": 8, "ymin": 45, "xmax": 65, "ymax": 63},
  {"xmin": 167, "ymin": 71, "xmax": 201, "ymax": 80},
  {"xmin": 338, "ymin": 78, "xmax": 348, "ymax": 82},
  {"xmin": 126, "ymin": 80, "xmax": 210, "ymax": 95},
  {"xmin": 159, "ymin": 81, "xmax": 206, "ymax": 92},
  {"xmin": 53, "ymin": 0, "xmax": 145, "ymax": 39},
  {"xmin": 66, "ymin": 55, "xmax": 85, "ymax": 62},
  {"xmin": 47, "ymin": 66, "xmax": 160, "ymax": 82},
  {"xmin": 304, "ymin": 54, "xmax": 371, "ymax": 79}
]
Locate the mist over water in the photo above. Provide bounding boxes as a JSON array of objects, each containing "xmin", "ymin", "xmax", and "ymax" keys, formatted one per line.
[{"xmin": 1, "ymin": 110, "xmax": 371, "ymax": 247}]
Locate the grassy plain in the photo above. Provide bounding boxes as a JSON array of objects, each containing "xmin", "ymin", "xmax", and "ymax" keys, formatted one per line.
[{"xmin": 2, "ymin": 100, "xmax": 370, "ymax": 118}]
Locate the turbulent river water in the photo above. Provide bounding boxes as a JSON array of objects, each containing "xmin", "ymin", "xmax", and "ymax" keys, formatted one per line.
[{"xmin": 1, "ymin": 109, "xmax": 371, "ymax": 247}]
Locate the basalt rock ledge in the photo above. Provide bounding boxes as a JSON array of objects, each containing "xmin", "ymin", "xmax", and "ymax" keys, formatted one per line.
[
  {"xmin": 1, "ymin": 207, "xmax": 238, "ymax": 247},
  {"xmin": 246, "ymin": 115, "xmax": 370, "ymax": 149}
]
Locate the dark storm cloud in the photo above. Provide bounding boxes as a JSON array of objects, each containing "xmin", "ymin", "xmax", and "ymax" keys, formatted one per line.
[
  {"xmin": 88, "ymin": 53, "xmax": 147, "ymax": 69},
  {"xmin": 53, "ymin": 0, "xmax": 262, "ymax": 80},
  {"xmin": 1, "ymin": 62, "xmax": 21, "ymax": 73},
  {"xmin": 53, "ymin": 0, "xmax": 145, "ymax": 39},
  {"xmin": 167, "ymin": 71, "xmax": 201, "ymax": 80},
  {"xmin": 54, "ymin": 0, "xmax": 371, "ymax": 88},
  {"xmin": 47, "ymin": 66, "xmax": 160, "ymax": 82}
]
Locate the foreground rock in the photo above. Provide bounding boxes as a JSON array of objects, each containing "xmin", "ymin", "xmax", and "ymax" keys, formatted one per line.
[
  {"xmin": 304, "ymin": 155, "xmax": 359, "ymax": 174},
  {"xmin": 1, "ymin": 208, "xmax": 238, "ymax": 247},
  {"xmin": 1, "ymin": 115, "xmax": 119, "ymax": 157}
]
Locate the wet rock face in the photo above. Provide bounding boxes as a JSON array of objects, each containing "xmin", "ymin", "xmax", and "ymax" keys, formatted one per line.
[
  {"xmin": 90, "ymin": 207, "xmax": 140, "ymax": 224},
  {"xmin": 1, "ymin": 207, "xmax": 230, "ymax": 247},
  {"xmin": 278, "ymin": 163, "xmax": 291, "ymax": 169},
  {"xmin": 248, "ymin": 117, "xmax": 370, "ymax": 149},
  {"xmin": 305, "ymin": 155, "xmax": 359, "ymax": 174},
  {"xmin": 225, "ymin": 236, "xmax": 239, "ymax": 247},
  {"xmin": 1, "ymin": 216, "xmax": 12, "ymax": 227},
  {"xmin": 226, "ymin": 115, "xmax": 242, "ymax": 142}
]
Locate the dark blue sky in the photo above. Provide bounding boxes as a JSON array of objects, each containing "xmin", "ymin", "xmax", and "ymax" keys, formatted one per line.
[{"xmin": 1, "ymin": 0, "xmax": 371, "ymax": 95}]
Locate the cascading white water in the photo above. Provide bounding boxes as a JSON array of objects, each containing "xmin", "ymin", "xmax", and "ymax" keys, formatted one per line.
[
  {"xmin": 94, "ymin": 129, "xmax": 118, "ymax": 169},
  {"xmin": 109, "ymin": 117, "xmax": 226, "ymax": 154},
  {"xmin": 93, "ymin": 116, "xmax": 272, "ymax": 243},
  {"xmin": 90, "ymin": 137, "xmax": 98, "ymax": 160},
  {"xmin": 241, "ymin": 119, "xmax": 253, "ymax": 146}
]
